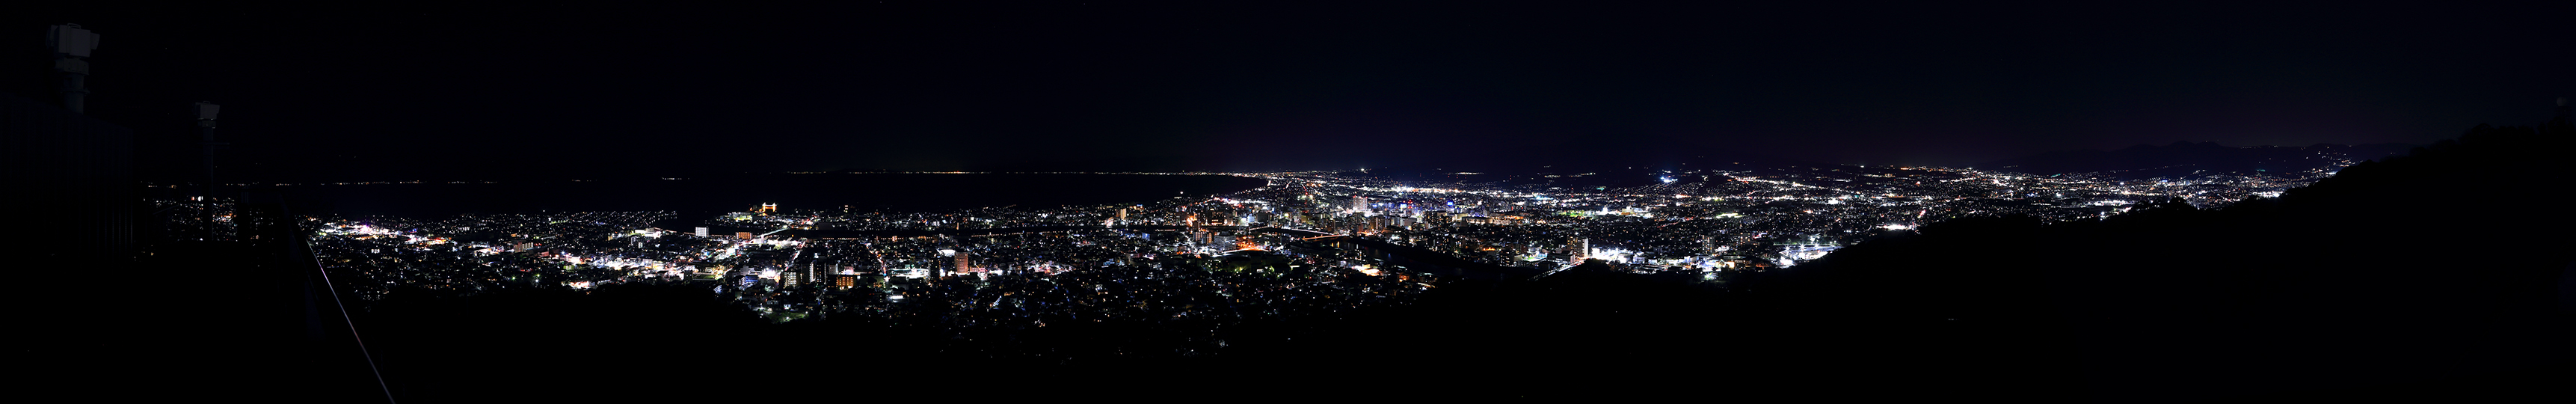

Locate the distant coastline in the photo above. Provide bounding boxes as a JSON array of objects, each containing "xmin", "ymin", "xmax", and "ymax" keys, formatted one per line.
[{"xmin": 221, "ymin": 173, "xmax": 1268, "ymax": 218}]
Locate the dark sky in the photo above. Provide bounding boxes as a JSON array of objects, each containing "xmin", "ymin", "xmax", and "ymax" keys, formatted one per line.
[{"xmin": 16, "ymin": 1, "xmax": 2573, "ymax": 182}]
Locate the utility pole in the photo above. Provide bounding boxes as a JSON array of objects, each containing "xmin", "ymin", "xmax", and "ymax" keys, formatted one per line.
[{"xmin": 197, "ymin": 102, "xmax": 224, "ymax": 239}]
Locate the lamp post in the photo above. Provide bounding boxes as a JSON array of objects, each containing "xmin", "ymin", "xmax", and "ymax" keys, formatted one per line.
[
  {"xmin": 46, "ymin": 24, "xmax": 98, "ymax": 114},
  {"xmin": 197, "ymin": 102, "xmax": 226, "ymax": 238}
]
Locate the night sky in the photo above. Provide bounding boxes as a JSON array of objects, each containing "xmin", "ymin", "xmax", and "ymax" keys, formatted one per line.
[{"xmin": 17, "ymin": 1, "xmax": 2572, "ymax": 182}]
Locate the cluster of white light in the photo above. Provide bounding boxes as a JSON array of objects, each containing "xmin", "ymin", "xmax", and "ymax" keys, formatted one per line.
[
  {"xmin": 1585, "ymin": 246, "xmax": 1635, "ymax": 263},
  {"xmin": 318, "ymin": 223, "xmax": 405, "ymax": 236},
  {"xmin": 1780, "ymin": 245, "xmax": 1839, "ymax": 261}
]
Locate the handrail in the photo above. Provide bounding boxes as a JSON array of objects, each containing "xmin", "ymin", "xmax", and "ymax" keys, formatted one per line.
[{"xmin": 289, "ymin": 208, "xmax": 399, "ymax": 403}]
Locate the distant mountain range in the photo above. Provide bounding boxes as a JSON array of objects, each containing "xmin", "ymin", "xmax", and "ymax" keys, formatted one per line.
[{"xmin": 1975, "ymin": 141, "xmax": 2417, "ymax": 180}]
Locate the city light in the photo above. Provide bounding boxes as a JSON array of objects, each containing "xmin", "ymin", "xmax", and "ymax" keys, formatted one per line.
[{"xmin": 292, "ymin": 155, "xmax": 2370, "ymax": 365}]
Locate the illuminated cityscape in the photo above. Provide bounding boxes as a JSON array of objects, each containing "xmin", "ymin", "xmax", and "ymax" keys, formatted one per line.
[
  {"xmin": 299, "ymin": 151, "xmax": 2369, "ymax": 331},
  {"xmin": 15, "ymin": 3, "xmax": 2570, "ymax": 402}
]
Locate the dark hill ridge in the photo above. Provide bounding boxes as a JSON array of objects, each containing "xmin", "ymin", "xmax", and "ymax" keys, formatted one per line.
[
  {"xmin": 1976, "ymin": 141, "xmax": 2415, "ymax": 180},
  {"xmin": 1746, "ymin": 115, "xmax": 2574, "ymax": 401}
]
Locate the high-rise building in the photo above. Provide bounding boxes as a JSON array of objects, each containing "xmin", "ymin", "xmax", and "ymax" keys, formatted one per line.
[
  {"xmin": 954, "ymin": 250, "xmax": 971, "ymax": 273},
  {"xmin": 1349, "ymin": 195, "xmax": 1368, "ymax": 212},
  {"xmin": 1565, "ymin": 237, "xmax": 1589, "ymax": 262}
]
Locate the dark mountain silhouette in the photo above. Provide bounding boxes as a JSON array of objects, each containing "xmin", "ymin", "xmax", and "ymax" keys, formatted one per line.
[
  {"xmin": 1976, "ymin": 141, "xmax": 2415, "ymax": 180},
  {"xmin": 1742, "ymin": 115, "xmax": 2574, "ymax": 401}
]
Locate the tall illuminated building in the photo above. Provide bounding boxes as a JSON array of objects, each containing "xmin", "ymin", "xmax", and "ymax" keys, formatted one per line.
[
  {"xmin": 1349, "ymin": 195, "xmax": 1367, "ymax": 212},
  {"xmin": 954, "ymin": 250, "xmax": 971, "ymax": 273},
  {"xmin": 1565, "ymin": 237, "xmax": 1589, "ymax": 262}
]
